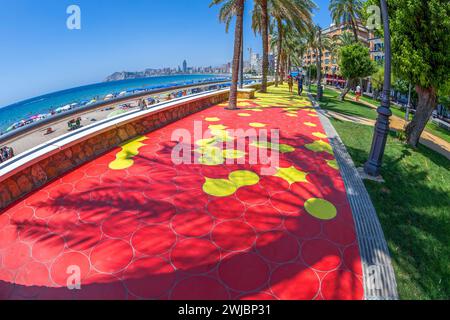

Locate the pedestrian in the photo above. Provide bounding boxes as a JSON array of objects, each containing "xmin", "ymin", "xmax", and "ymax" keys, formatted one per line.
[
  {"xmin": 355, "ymin": 85, "xmax": 362, "ymax": 102},
  {"xmin": 297, "ymin": 75, "xmax": 304, "ymax": 96},
  {"xmin": 287, "ymin": 76, "xmax": 294, "ymax": 93}
]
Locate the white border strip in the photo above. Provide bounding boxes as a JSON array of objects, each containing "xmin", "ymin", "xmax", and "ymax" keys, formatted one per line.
[
  {"xmin": 0, "ymin": 89, "xmax": 229, "ymax": 182},
  {"xmin": 309, "ymin": 93, "xmax": 399, "ymax": 300}
]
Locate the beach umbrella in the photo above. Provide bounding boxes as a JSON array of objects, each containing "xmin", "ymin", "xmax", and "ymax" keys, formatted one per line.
[{"xmin": 5, "ymin": 124, "xmax": 16, "ymax": 132}]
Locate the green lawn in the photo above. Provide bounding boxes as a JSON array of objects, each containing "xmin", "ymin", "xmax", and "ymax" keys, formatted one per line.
[
  {"xmin": 309, "ymin": 85, "xmax": 378, "ymax": 120},
  {"xmin": 332, "ymin": 119, "xmax": 450, "ymax": 300},
  {"xmin": 321, "ymin": 86, "xmax": 450, "ymax": 144}
]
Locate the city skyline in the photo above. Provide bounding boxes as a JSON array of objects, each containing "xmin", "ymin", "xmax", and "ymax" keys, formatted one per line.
[{"xmin": 0, "ymin": 0, "xmax": 332, "ymax": 107}]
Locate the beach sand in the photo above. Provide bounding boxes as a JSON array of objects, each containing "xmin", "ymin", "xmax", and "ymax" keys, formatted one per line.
[
  {"xmin": 5, "ymin": 102, "xmax": 141, "ymax": 156},
  {"xmin": 2, "ymin": 85, "xmax": 219, "ymax": 157}
]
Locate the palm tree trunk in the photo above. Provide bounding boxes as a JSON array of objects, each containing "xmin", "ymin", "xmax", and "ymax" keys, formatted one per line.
[
  {"xmin": 228, "ymin": 0, "xmax": 244, "ymax": 110},
  {"xmin": 350, "ymin": 18, "xmax": 359, "ymax": 42},
  {"xmin": 239, "ymin": 31, "xmax": 244, "ymax": 89},
  {"xmin": 287, "ymin": 55, "xmax": 291, "ymax": 77},
  {"xmin": 260, "ymin": 0, "xmax": 269, "ymax": 93},
  {"xmin": 275, "ymin": 18, "xmax": 283, "ymax": 87},
  {"xmin": 280, "ymin": 53, "xmax": 285, "ymax": 85}
]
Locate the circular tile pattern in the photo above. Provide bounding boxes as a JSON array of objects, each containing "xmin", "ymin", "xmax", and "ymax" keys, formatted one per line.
[
  {"xmin": 321, "ymin": 270, "xmax": 364, "ymax": 300},
  {"xmin": 15, "ymin": 261, "xmax": 50, "ymax": 287},
  {"xmin": 304, "ymin": 198, "xmax": 337, "ymax": 220},
  {"xmin": 171, "ymin": 211, "xmax": 214, "ymax": 237},
  {"xmin": 270, "ymin": 191, "xmax": 304, "ymax": 214},
  {"xmin": 2, "ymin": 242, "xmax": 31, "ymax": 270},
  {"xmin": 284, "ymin": 212, "xmax": 322, "ymax": 239},
  {"xmin": 219, "ymin": 253, "xmax": 269, "ymax": 292},
  {"xmin": 132, "ymin": 225, "xmax": 176, "ymax": 256},
  {"xmin": 170, "ymin": 276, "xmax": 229, "ymax": 300},
  {"xmin": 0, "ymin": 95, "xmax": 363, "ymax": 300},
  {"xmin": 236, "ymin": 185, "xmax": 270, "ymax": 205},
  {"xmin": 123, "ymin": 257, "xmax": 176, "ymax": 299},
  {"xmin": 212, "ymin": 220, "xmax": 256, "ymax": 252},
  {"xmin": 245, "ymin": 205, "xmax": 283, "ymax": 232},
  {"xmin": 171, "ymin": 238, "xmax": 220, "ymax": 274},
  {"xmin": 102, "ymin": 212, "xmax": 140, "ymax": 239},
  {"xmin": 50, "ymin": 251, "xmax": 91, "ymax": 287},
  {"xmin": 256, "ymin": 231, "xmax": 300, "ymax": 263},
  {"xmin": 207, "ymin": 197, "xmax": 245, "ymax": 220},
  {"xmin": 32, "ymin": 234, "xmax": 66, "ymax": 263},
  {"xmin": 301, "ymin": 239, "xmax": 341, "ymax": 271},
  {"xmin": 90, "ymin": 239, "xmax": 133, "ymax": 274},
  {"xmin": 270, "ymin": 263, "xmax": 320, "ymax": 300}
]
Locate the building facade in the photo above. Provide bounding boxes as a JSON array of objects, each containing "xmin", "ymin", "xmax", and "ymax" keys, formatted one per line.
[
  {"xmin": 303, "ymin": 21, "xmax": 371, "ymax": 76},
  {"xmin": 369, "ymin": 36, "xmax": 385, "ymax": 63}
]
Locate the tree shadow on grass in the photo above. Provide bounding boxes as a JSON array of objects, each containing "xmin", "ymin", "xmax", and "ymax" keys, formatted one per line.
[{"xmin": 339, "ymin": 126, "xmax": 450, "ymax": 299}]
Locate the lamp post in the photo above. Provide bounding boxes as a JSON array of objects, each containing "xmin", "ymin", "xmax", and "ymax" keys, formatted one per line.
[
  {"xmin": 405, "ymin": 83, "xmax": 412, "ymax": 121},
  {"xmin": 364, "ymin": 0, "xmax": 392, "ymax": 177}
]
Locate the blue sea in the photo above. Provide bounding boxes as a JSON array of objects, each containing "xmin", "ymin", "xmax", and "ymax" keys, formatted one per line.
[{"xmin": 0, "ymin": 74, "xmax": 226, "ymax": 134}]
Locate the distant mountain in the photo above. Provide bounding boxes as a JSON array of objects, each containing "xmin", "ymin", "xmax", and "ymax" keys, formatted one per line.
[{"xmin": 105, "ymin": 69, "xmax": 158, "ymax": 82}]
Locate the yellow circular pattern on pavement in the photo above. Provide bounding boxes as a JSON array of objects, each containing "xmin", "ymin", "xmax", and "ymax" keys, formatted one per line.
[
  {"xmin": 196, "ymin": 138, "xmax": 217, "ymax": 147},
  {"xmin": 305, "ymin": 198, "xmax": 337, "ymax": 220},
  {"xmin": 249, "ymin": 122, "xmax": 267, "ymax": 128},
  {"xmin": 326, "ymin": 160, "xmax": 339, "ymax": 170},
  {"xmin": 238, "ymin": 113, "xmax": 251, "ymax": 117},
  {"xmin": 203, "ymin": 178, "xmax": 237, "ymax": 197},
  {"xmin": 205, "ymin": 117, "xmax": 221, "ymax": 122},
  {"xmin": 228, "ymin": 170, "xmax": 260, "ymax": 188},
  {"xmin": 312, "ymin": 132, "xmax": 328, "ymax": 139},
  {"xmin": 223, "ymin": 149, "xmax": 246, "ymax": 159},
  {"xmin": 209, "ymin": 124, "xmax": 228, "ymax": 130}
]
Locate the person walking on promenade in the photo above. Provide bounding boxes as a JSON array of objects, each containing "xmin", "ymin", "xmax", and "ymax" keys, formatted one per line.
[
  {"xmin": 355, "ymin": 84, "xmax": 362, "ymax": 102},
  {"xmin": 297, "ymin": 74, "xmax": 304, "ymax": 96},
  {"xmin": 287, "ymin": 75, "xmax": 294, "ymax": 93}
]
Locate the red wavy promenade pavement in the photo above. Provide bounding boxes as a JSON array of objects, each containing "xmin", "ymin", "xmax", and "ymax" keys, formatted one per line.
[{"xmin": 0, "ymin": 91, "xmax": 363, "ymax": 300}]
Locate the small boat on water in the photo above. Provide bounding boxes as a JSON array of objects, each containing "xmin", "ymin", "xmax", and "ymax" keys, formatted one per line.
[{"xmin": 104, "ymin": 94, "xmax": 114, "ymax": 101}]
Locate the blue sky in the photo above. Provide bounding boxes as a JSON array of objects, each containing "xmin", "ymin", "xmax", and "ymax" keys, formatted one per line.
[{"xmin": 0, "ymin": 0, "xmax": 332, "ymax": 107}]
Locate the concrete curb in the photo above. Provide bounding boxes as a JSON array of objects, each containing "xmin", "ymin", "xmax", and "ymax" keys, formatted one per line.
[{"xmin": 308, "ymin": 93, "xmax": 399, "ymax": 300}]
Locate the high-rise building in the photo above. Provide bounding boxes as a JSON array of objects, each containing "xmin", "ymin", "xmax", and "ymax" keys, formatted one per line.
[
  {"xmin": 303, "ymin": 21, "xmax": 371, "ymax": 75},
  {"xmin": 369, "ymin": 36, "xmax": 384, "ymax": 63},
  {"xmin": 182, "ymin": 60, "xmax": 187, "ymax": 73},
  {"xmin": 250, "ymin": 52, "xmax": 262, "ymax": 74}
]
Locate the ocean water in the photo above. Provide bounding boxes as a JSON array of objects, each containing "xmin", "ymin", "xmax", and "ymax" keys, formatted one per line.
[{"xmin": 0, "ymin": 74, "xmax": 226, "ymax": 133}]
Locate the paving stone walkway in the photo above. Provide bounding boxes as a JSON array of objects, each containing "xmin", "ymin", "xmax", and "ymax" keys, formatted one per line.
[{"xmin": 0, "ymin": 86, "xmax": 364, "ymax": 300}]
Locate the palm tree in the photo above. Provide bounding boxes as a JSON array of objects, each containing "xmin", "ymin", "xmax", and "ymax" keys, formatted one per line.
[
  {"xmin": 329, "ymin": 0, "xmax": 363, "ymax": 42},
  {"xmin": 210, "ymin": 0, "xmax": 245, "ymax": 110},
  {"xmin": 256, "ymin": 0, "xmax": 316, "ymax": 88},
  {"xmin": 252, "ymin": 0, "xmax": 269, "ymax": 93},
  {"xmin": 338, "ymin": 31, "xmax": 358, "ymax": 47},
  {"xmin": 306, "ymin": 24, "xmax": 334, "ymax": 100}
]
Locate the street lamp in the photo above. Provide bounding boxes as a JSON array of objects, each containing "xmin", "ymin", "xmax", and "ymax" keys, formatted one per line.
[{"xmin": 364, "ymin": 0, "xmax": 392, "ymax": 177}]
